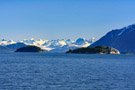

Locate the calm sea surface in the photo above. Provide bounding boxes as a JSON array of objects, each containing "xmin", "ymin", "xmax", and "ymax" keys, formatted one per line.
[{"xmin": 0, "ymin": 53, "xmax": 135, "ymax": 90}]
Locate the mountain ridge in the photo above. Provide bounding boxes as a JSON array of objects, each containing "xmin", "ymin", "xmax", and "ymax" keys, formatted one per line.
[
  {"xmin": 90, "ymin": 24, "xmax": 135, "ymax": 53},
  {"xmin": 0, "ymin": 38, "xmax": 95, "ymax": 52}
]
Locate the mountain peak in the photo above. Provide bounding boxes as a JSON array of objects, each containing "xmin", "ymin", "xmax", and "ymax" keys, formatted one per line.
[
  {"xmin": 30, "ymin": 38, "xmax": 34, "ymax": 40},
  {"xmin": 90, "ymin": 23, "xmax": 135, "ymax": 53},
  {"xmin": 0, "ymin": 37, "xmax": 95, "ymax": 52},
  {"xmin": 2, "ymin": 39, "xmax": 7, "ymax": 41}
]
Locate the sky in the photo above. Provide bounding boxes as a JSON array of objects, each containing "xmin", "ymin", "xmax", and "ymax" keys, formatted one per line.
[{"xmin": 0, "ymin": 0, "xmax": 135, "ymax": 40}]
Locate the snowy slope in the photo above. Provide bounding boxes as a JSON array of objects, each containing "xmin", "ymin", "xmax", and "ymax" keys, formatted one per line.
[
  {"xmin": 90, "ymin": 24, "xmax": 135, "ymax": 53},
  {"xmin": 0, "ymin": 38, "xmax": 96, "ymax": 52},
  {"xmin": 0, "ymin": 39, "xmax": 16, "ymax": 46}
]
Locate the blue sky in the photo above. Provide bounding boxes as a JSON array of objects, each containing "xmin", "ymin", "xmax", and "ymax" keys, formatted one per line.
[{"xmin": 0, "ymin": 0, "xmax": 135, "ymax": 40}]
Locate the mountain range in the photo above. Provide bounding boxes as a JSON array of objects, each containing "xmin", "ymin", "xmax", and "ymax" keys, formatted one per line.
[
  {"xmin": 90, "ymin": 24, "xmax": 135, "ymax": 53},
  {"xmin": 2, "ymin": 24, "xmax": 135, "ymax": 53},
  {"xmin": 0, "ymin": 38, "xmax": 95, "ymax": 53}
]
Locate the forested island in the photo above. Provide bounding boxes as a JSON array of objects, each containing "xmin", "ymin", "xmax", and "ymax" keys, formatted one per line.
[
  {"xmin": 66, "ymin": 46, "xmax": 120, "ymax": 54},
  {"xmin": 15, "ymin": 46, "xmax": 44, "ymax": 53}
]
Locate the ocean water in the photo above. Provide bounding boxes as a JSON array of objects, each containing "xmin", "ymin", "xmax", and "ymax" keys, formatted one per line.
[{"xmin": 0, "ymin": 53, "xmax": 135, "ymax": 90}]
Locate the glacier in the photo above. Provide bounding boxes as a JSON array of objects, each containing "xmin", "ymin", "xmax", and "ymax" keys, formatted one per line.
[{"xmin": 0, "ymin": 38, "xmax": 96, "ymax": 52}]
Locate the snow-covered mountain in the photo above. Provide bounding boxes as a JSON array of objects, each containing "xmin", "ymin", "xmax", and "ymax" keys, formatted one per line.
[
  {"xmin": 0, "ymin": 39, "xmax": 16, "ymax": 46},
  {"xmin": 0, "ymin": 38, "xmax": 96, "ymax": 52},
  {"xmin": 90, "ymin": 24, "xmax": 135, "ymax": 53}
]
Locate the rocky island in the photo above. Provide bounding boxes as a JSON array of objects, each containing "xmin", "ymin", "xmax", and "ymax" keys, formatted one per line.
[
  {"xmin": 15, "ymin": 46, "xmax": 44, "ymax": 53},
  {"xmin": 66, "ymin": 46, "xmax": 120, "ymax": 54}
]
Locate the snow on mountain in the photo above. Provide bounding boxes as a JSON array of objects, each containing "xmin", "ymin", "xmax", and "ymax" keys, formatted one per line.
[
  {"xmin": 0, "ymin": 39, "xmax": 16, "ymax": 46},
  {"xmin": 20, "ymin": 38, "xmax": 48, "ymax": 46},
  {"xmin": 0, "ymin": 38, "xmax": 96, "ymax": 52},
  {"xmin": 74, "ymin": 38, "xmax": 86, "ymax": 45},
  {"xmin": 90, "ymin": 24, "xmax": 135, "ymax": 53}
]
